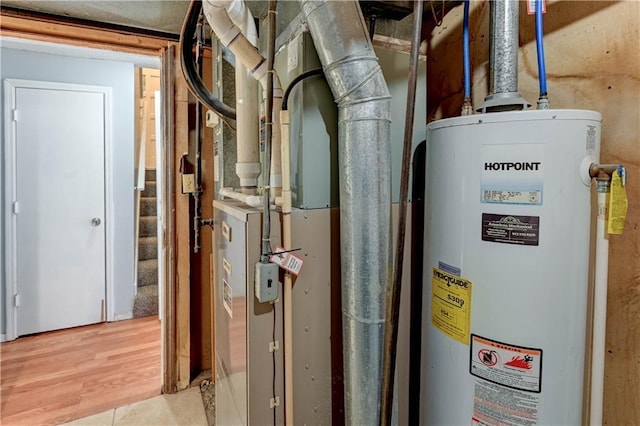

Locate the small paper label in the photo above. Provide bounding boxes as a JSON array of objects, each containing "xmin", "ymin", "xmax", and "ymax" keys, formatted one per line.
[
  {"xmin": 223, "ymin": 278, "xmax": 233, "ymax": 318},
  {"xmin": 269, "ymin": 246, "xmax": 304, "ymax": 276},
  {"xmin": 472, "ymin": 380, "xmax": 540, "ymax": 426},
  {"xmin": 608, "ymin": 167, "xmax": 628, "ymax": 235},
  {"xmin": 222, "ymin": 258, "xmax": 232, "ymax": 276},
  {"xmin": 287, "ymin": 36, "xmax": 299, "ymax": 71},
  {"xmin": 214, "ymin": 155, "xmax": 220, "ymax": 182},
  {"xmin": 586, "ymin": 125, "xmax": 597, "ymax": 153}
]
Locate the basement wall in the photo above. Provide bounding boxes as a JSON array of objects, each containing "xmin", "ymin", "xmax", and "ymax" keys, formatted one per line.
[
  {"xmin": 425, "ymin": 1, "xmax": 639, "ymax": 423},
  {"xmin": 0, "ymin": 47, "xmax": 136, "ymax": 329}
]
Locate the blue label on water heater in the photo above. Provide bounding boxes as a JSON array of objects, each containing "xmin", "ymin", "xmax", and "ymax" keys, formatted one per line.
[
  {"xmin": 438, "ymin": 261, "xmax": 461, "ymax": 276},
  {"xmin": 481, "ymin": 144, "xmax": 544, "ymax": 206}
]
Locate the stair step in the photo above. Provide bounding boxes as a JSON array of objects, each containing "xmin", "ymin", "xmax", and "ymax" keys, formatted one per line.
[
  {"xmin": 133, "ymin": 285, "xmax": 158, "ymax": 318},
  {"xmin": 139, "ymin": 216, "xmax": 158, "ymax": 238},
  {"xmin": 138, "ymin": 259, "xmax": 158, "ymax": 288},
  {"xmin": 140, "ymin": 197, "xmax": 157, "ymax": 217},
  {"xmin": 145, "ymin": 169, "xmax": 157, "ymax": 182},
  {"xmin": 139, "ymin": 236, "xmax": 158, "ymax": 261},
  {"xmin": 141, "ymin": 181, "xmax": 157, "ymax": 198}
]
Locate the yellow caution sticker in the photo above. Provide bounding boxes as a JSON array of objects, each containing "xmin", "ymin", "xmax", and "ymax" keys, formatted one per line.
[
  {"xmin": 431, "ymin": 267, "xmax": 472, "ymax": 345},
  {"xmin": 608, "ymin": 167, "xmax": 628, "ymax": 235}
]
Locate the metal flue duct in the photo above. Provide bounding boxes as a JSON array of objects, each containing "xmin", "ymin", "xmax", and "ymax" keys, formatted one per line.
[
  {"xmin": 300, "ymin": 1, "xmax": 392, "ymax": 424},
  {"xmin": 482, "ymin": 0, "xmax": 529, "ymax": 112}
]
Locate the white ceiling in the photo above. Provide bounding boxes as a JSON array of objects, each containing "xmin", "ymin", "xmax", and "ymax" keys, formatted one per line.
[
  {"xmin": 1, "ymin": 1, "xmax": 433, "ymax": 41},
  {"xmin": 2, "ymin": 1, "xmax": 191, "ymax": 35}
]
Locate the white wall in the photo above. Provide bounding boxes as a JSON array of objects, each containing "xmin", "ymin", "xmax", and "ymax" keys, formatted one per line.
[{"xmin": 1, "ymin": 47, "xmax": 136, "ymax": 333}]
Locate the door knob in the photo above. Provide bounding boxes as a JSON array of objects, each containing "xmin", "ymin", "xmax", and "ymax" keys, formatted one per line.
[{"xmin": 91, "ymin": 218, "xmax": 101, "ymax": 226}]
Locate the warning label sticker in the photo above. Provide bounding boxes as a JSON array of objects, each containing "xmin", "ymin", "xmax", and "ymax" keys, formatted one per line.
[
  {"xmin": 470, "ymin": 334, "xmax": 542, "ymax": 393},
  {"xmin": 431, "ymin": 268, "xmax": 472, "ymax": 345},
  {"xmin": 472, "ymin": 380, "xmax": 540, "ymax": 426},
  {"xmin": 482, "ymin": 214, "xmax": 540, "ymax": 246}
]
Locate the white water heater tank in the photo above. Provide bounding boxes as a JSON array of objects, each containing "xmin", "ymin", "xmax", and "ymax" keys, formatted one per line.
[{"xmin": 421, "ymin": 109, "xmax": 601, "ymax": 425}]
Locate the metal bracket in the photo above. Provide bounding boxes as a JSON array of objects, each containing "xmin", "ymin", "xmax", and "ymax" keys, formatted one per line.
[{"xmin": 269, "ymin": 340, "xmax": 280, "ymax": 352}]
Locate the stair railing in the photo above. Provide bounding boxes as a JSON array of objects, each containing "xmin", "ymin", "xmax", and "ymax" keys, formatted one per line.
[{"xmin": 134, "ymin": 96, "xmax": 150, "ymax": 292}]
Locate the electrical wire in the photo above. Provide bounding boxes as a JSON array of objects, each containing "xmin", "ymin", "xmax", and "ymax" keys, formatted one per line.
[
  {"xmin": 180, "ymin": 0, "xmax": 237, "ymax": 121},
  {"xmin": 282, "ymin": 68, "xmax": 325, "ymax": 111},
  {"xmin": 272, "ymin": 301, "xmax": 277, "ymax": 426},
  {"xmin": 193, "ymin": 11, "xmax": 204, "ymax": 254},
  {"xmin": 261, "ymin": 0, "xmax": 277, "ymax": 263},
  {"xmin": 535, "ymin": 0, "xmax": 548, "ymax": 97}
]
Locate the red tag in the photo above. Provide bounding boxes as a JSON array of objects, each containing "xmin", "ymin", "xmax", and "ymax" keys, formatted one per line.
[
  {"xmin": 269, "ymin": 246, "xmax": 304, "ymax": 276},
  {"xmin": 526, "ymin": 0, "xmax": 546, "ymax": 15}
]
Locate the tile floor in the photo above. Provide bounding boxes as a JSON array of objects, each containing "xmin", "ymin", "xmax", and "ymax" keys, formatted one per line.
[{"xmin": 61, "ymin": 387, "xmax": 208, "ymax": 426}]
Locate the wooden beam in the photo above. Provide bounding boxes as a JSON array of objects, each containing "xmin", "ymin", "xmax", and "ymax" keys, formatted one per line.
[
  {"xmin": 373, "ymin": 34, "xmax": 427, "ymax": 61},
  {"xmin": 0, "ymin": 13, "xmax": 167, "ymax": 56},
  {"xmin": 161, "ymin": 45, "xmax": 178, "ymax": 394},
  {"xmin": 173, "ymin": 42, "xmax": 192, "ymax": 390}
]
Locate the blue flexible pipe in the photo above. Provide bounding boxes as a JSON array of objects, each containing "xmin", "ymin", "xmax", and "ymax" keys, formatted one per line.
[
  {"xmin": 463, "ymin": 0, "xmax": 471, "ymax": 99},
  {"xmin": 535, "ymin": 0, "xmax": 548, "ymax": 96}
]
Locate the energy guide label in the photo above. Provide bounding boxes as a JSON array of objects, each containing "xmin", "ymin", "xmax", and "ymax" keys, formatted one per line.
[{"xmin": 431, "ymin": 268, "xmax": 472, "ymax": 345}]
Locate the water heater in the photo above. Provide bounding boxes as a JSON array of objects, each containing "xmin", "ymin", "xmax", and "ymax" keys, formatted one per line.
[{"xmin": 421, "ymin": 109, "xmax": 601, "ymax": 425}]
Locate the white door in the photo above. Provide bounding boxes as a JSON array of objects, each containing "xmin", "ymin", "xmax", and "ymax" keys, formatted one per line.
[{"xmin": 8, "ymin": 81, "xmax": 107, "ymax": 337}]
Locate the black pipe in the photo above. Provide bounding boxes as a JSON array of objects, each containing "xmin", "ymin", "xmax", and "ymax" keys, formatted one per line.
[
  {"xmin": 282, "ymin": 68, "xmax": 324, "ymax": 111},
  {"xmin": 193, "ymin": 12, "xmax": 205, "ymax": 253},
  {"xmin": 261, "ymin": 0, "xmax": 277, "ymax": 263},
  {"xmin": 369, "ymin": 16, "xmax": 377, "ymax": 41},
  {"xmin": 380, "ymin": 1, "xmax": 423, "ymax": 425},
  {"xmin": 408, "ymin": 141, "xmax": 426, "ymax": 424},
  {"xmin": 180, "ymin": 0, "xmax": 236, "ymax": 120}
]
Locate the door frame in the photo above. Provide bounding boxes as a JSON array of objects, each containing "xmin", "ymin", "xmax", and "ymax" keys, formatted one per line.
[{"xmin": 3, "ymin": 78, "xmax": 115, "ymax": 341}]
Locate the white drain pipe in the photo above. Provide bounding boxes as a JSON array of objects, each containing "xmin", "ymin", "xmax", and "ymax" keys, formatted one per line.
[
  {"xmin": 219, "ymin": 187, "xmax": 263, "ymax": 207},
  {"xmin": 231, "ymin": 3, "xmax": 261, "ymax": 189},
  {"xmin": 204, "ymin": 0, "xmax": 282, "ymax": 194},
  {"xmin": 590, "ymin": 179, "xmax": 610, "ymax": 426}
]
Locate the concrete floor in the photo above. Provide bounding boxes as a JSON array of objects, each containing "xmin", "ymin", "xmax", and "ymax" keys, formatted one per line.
[{"xmin": 62, "ymin": 387, "xmax": 208, "ymax": 426}]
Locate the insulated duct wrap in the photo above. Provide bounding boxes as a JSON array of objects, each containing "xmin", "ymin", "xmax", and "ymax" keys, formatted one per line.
[{"xmin": 301, "ymin": 1, "xmax": 392, "ymax": 424}]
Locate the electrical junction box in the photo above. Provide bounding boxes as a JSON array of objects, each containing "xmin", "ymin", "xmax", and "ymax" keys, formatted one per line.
[
  {"xmin": 255, "ymin": 262, "xmax": 279, "ymax": 303},
  {"xmin": 181, "ymin": 174, "xmax": 195, "ymax": 193}
]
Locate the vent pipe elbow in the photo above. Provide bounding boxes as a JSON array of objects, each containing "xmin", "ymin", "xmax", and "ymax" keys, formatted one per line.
[
  {"xmin": 301, "ymin": 1, "xmax": 392, "ymax": 424},
  {"xmin": 203, "ymin": 0, "xmax": 267, "ymax": 80},
  {"xmin": 204, "ymin": 0, "xmax": 282, "ymax": 190}
]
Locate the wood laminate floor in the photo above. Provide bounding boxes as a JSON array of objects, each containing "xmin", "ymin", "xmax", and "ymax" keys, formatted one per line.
[{"xmin": 1, "ymin": 317, "xmax": 161, "ymax": 425}]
